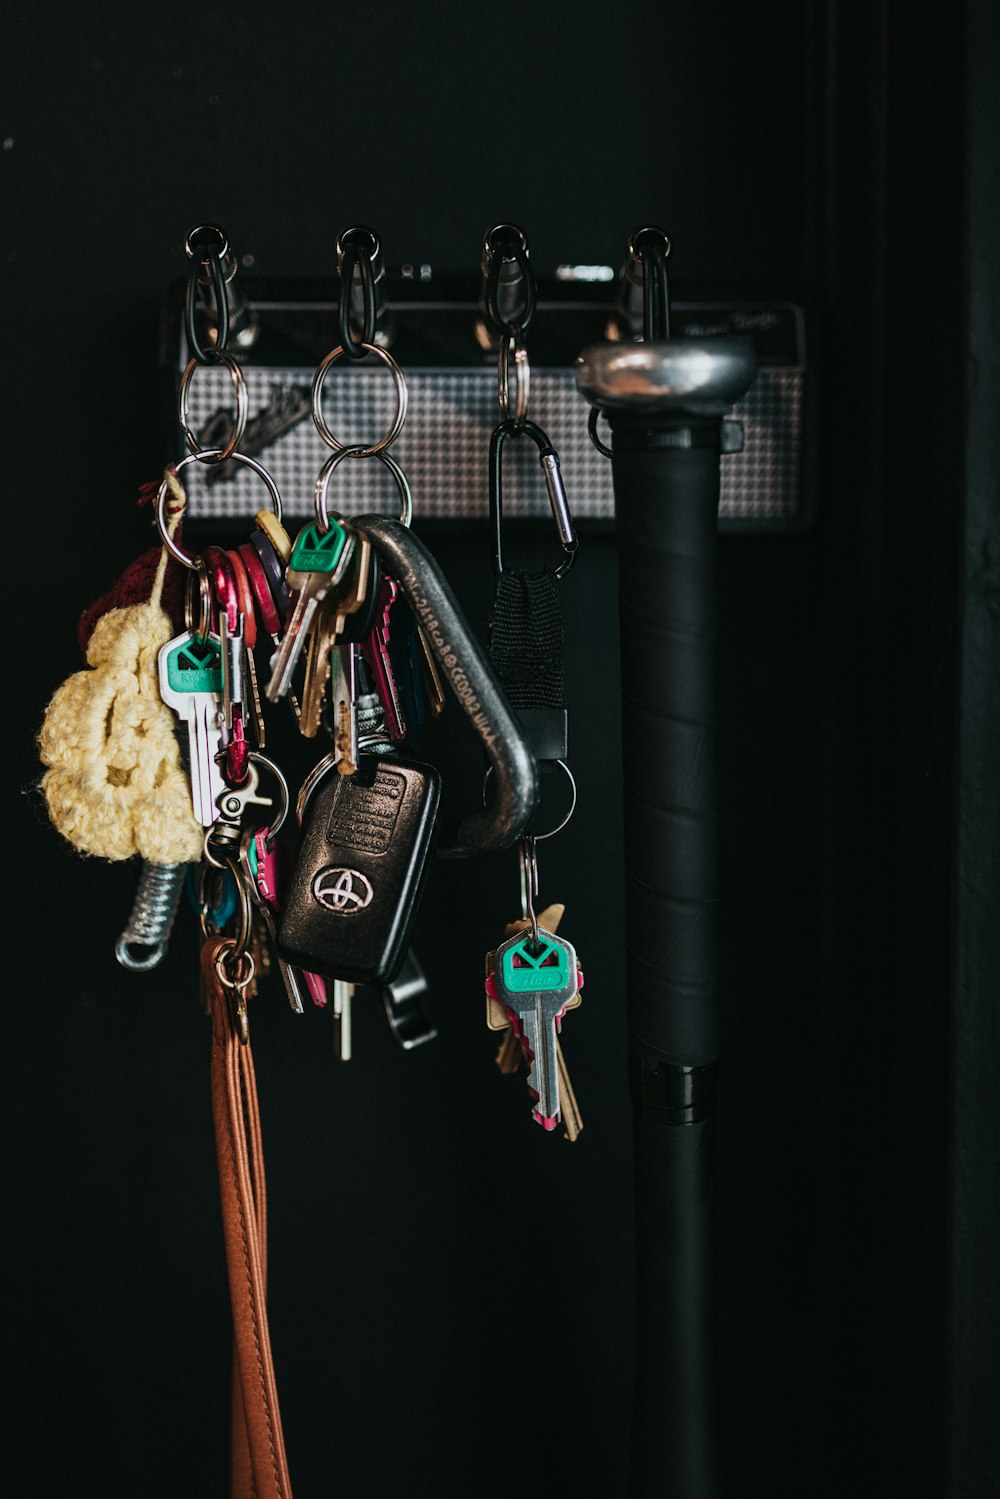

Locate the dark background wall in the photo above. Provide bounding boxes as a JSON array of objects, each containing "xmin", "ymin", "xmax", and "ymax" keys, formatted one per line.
[{"xmin": 5, "ymin": 4, "xmax": 996, "ymax": 1497}]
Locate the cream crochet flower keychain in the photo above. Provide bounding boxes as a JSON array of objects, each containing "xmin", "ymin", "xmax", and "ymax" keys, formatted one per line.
[{"xmin": 38, "ymin": 470, "xmax": 203, "ymax": 864}]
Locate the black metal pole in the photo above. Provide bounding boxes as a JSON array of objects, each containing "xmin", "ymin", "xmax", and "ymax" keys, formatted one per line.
[{"xmin": 578, "ymin": 327, "xmax": 757, "ymax": 1499}]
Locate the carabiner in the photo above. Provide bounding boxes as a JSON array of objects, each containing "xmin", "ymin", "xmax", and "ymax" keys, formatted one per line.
[
  {"xmin": 350, "ymin": 514, "xmax": 539, "ymax": 856},
  {"xmin": 489, "ymin": 418, "xmax": 578, "ymax": 579}
]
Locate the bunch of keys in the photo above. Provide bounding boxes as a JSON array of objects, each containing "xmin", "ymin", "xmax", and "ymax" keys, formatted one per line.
[{"xmin": 484, "ymin": 838, "xmax": 584, "ymax": 1140}]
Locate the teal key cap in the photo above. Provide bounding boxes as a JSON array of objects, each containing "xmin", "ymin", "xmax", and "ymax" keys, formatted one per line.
[
  {"xmin": 490, "ymin": 925, "xmax": 580, "ymax": 1129},
  {"xmin": 265, "ymin": 520, "xmax": 356, "ymax": 703},
  {"xmin": 158, "ymin": 630, "xmax": 226, "ymax": 825}
]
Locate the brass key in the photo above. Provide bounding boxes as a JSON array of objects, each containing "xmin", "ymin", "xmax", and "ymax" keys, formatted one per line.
[
  {"xmin": 297, "ymin": 537, "xmax": 372, "ymax": 740},
  {"xmin": 299, "ymin": 596, "xmax": 343, "ymax": 738},
  {"xmin": 556, "ymin": 1038, "xmax": 583, "ymax": 1141}
]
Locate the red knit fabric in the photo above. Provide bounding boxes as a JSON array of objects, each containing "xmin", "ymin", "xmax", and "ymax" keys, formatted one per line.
[{"xmin": 76, "ymin": 479, "xmax": 188, "ymax": 654}]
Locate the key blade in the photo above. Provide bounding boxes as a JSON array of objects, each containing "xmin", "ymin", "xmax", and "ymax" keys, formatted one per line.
[
  {"xmin": 520, "ymin": 1005, "xmax": 561, "ymax": 1129},
  {"xmin": 192, "ymin": 697, "xmax": 226, "ymax": 826},
  {"xmin": 266, "ymin": 587, "xmax": 321, "ymax": 702},
  {"xmin": 556, "ymin": 1036, "xmax": 583, "ymax": 1141},
  {"xmin": 333, "ymin": 979, "xmax": 353, "ymax": 1061},
  {"xmin": 276, "ymin": 955, "xmax": 306, "ymax": 1013},
  {"xmin": 330, "ymin": 645, "xmax": 358, "ymax": 774}
]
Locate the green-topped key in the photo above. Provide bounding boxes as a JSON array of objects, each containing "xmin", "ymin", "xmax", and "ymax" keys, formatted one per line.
[
  {"xmin": 288, "ymin": 519, "xmax": 350, "ymax": 574},
  {"xmin": 499, "ymin": 931, "xmax": 574, "ymax": 993},
  {"xmin": 490, "ymin": 925, "xmax": 581, "ymax": 1129},
  {"xmin": 265, "ymin": 519, "xmax": 357, "ymax": 703},
  {"xmin": 157, "ymin": 630, "xmax": 226, "ymax": 826},
  {"xmin": 163, "ymin": 633, "xmax": 223, "ymax": 695}
]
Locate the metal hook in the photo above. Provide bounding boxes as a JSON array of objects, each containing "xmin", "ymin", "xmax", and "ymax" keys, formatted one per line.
[
  {"xmin": 184, "ymin": 223, "xmax": 231, "ymax": 363},
  {"xmin": 336, "ymin": 225, "xmax": 383, "ymax": 358},
  {"xmin": 489, "ymin": 418, "xmax": 578, "ymax": 579},
  {"xmin": 481, "ymin": 223, "xmax": 536, "ymax": 338},
  {"xmin": 614, "ymin": 225, "xmax": 672, "ymax": 342}
]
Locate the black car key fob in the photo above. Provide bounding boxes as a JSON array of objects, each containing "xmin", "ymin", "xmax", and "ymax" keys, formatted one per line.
[{"xmin": 277, "ymin": 753, "xmax": 441, "ymax": 987}]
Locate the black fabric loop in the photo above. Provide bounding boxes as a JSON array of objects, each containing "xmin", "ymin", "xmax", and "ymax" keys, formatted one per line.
[{"xmin": 488, "ymin": 569, "xmax": 564, "ymax": 710}]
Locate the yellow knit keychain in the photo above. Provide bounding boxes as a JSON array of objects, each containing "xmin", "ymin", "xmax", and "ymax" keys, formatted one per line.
[{"xmin": 38, "ymin": 470, "xmax": 204, "ymax": 863}]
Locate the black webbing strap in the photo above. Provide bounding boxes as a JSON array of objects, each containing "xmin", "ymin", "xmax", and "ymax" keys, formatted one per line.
[
  {"xmin": 488, "ymin": 569, "xmax": 564, "ymax": 710},
  {"xmin": 488, "ymin": 569, "xmax": 568, "ymax": 764}
]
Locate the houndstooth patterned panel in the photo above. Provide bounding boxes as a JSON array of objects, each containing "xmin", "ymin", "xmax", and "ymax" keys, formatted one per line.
[{"xmin": 177, "ymin": 364, "xmax": 805, "ymax": 527}]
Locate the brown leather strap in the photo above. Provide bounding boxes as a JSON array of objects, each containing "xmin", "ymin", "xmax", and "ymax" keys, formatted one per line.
[{"xmin": 203, "ymin": 937, "xmax": 293, "ymax": 1499}]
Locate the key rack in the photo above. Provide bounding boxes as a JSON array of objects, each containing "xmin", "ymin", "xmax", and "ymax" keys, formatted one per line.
[
  {"xmin": 38, "ymin": 219, "xmax": 811, "ymax": 1499},
  {"xmin": 161, "ymin": 270, "xmax": 815, "ymax": 533}
]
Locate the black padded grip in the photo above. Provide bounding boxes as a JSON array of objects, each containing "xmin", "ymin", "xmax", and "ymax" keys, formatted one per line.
[
  {"xmin": 610, "ymin": 419, "xmax": 722, "ymax": 1065},
  {"xmin": 611, "ymin": 414, "xmax": 725, "ymax": 1499}
]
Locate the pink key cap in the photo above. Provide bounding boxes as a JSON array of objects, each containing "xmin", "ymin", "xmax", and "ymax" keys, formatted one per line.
[
  {"xmin": 360, "ymin": 574, "xmax": 406, "ymax": 741},
  {"xmin": 253, "ymin": 830, "xmax": 328, "ymax": 1007}
]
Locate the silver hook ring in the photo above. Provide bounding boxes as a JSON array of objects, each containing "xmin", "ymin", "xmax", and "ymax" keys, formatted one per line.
[
  {"xmin": 314, "ymin": 445, "xmax": 413, "ymax": 532},
  {"xmin": 201, "ymin": 845, "xmax": 253, "ymax": 960},
  {"xmin": 296, "ymin": 751, "xmax": 340, "ymax": 828},
  {"xmin": 498, "ymin": 328, "xmax": 530, "ymax": 425},
  {"xmin": 588, "ymin": 405, "xmax": 613, "ymax": 458},
  {"xmin": 482, "ymin": 758, "xmax": 576, "ymax": 842},
  {"xmin": 532, "ymin": 760, "xmax": 577, "ymax": 841},
  {"xmin": 185, "ymin": 224, "xmax": 230, "ymax": 261},
  {"xmin": 184, "ymin": 558, "xmax": 213, "ymax": 642},
  {"xmin": 157, "ymin": 451, "xmax": 283, "ymax": 569},
  {"xmin": 178, "ymin": 350, "xmax": 249, "ymax": 463},
  {"xmin": 311, "ymin": 341, "xmax": 408, "ymax": 456},
  {"xmin": 248, "ymin": 750, "xmax": 290, "ymax": 841}
]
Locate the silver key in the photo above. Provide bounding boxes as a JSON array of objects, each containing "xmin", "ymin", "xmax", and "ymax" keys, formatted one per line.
[
  {"xmin": 266, "ymin": 520, "xmax": 356, "ymax": 703},
  {"xmin": 218, "ymin": 610, "xmax": 246, "ymax": 739},
  {"xmin": 333, "ymin": 979, "xmax": 354, "ymax": 1060},
  {"xmin": 489, "ymin": 926, "xmax": 580, "ymax": 1131},
  {"xmin": 158, "ymin": 630, "xmax": 226, "ymax": 826}
]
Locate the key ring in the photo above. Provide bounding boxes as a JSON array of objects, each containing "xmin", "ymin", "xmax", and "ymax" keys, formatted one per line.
[
  {"xmin": 184, "ymin": 557, "xmax": 213, "ymax": 642},
  {"xmin": 314, "ymin": 443, "xmax": 413, "ymax": 531},
  {"xmin": 248, "ymin": 751, "xmax": 290, "ymax": 842},
  {"xmin": 178, "ymin": 349, "xmax": 249, "ymax": 462},
  {"xmin": 310, "ymin": 341, "xmax": 408, "ymax": 456},
  {"xmin": 206, "ymin": 751, "xmax": 289, "ymax": 849},
  {"xmin": 483, "ymin": 758, "xmax": 576, "ymax": 842},
  {"xmin": 587, "ymin": 405, "xmax": 613, "ymax": 458},
  {"xmin": 213, "ymin": 937, "xmax": 255, "ymax": 1046},
  {"xmin": 157, "ymin": 451, "xmax": 283, "ymax": 569},
  {"xmin": 519, "ymin": 833, "xmax": 541, "ymax": 950},
  {"xmin": 489, "ymin": 419, "xmax": 578, "ymax": 578},
  {"xmin": 214, "ymin": 940, "xmax": 256, "ymax": 990},
  {"xmin": 201, "ymin": 847, "xmax": 254, "ymax": 960},
  {"xmin": 296, "ymin": 751, "xmax": 339, "ymax": 827},
  {"xmin": 498, "ymin": 328, "xmax": 530, "ymax": 426}
]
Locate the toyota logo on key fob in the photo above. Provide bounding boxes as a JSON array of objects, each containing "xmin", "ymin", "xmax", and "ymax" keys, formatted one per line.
[{"xmin": 312, "ymin": 867, "xmax": 374, "ymax": 915}]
